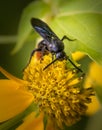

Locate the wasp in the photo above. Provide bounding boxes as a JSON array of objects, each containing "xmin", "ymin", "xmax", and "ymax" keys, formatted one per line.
[{"xmin": 31, "ymin": 18, "xmax": 83, "ymax": 73}]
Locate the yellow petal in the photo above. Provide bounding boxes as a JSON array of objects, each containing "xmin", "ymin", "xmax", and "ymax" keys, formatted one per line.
[
  {"xmin": 16, "ymin": 112, "xmax": 43, "ymax": 130},
  {"xmin": 86, "ymin": 96, "xmax": 100, "ymax": 115},
  {"xmin": 72, "ymin": 51, "xmax": 85, "ymax": 61},
  {"xmin": 89, "ymin": 62, "xmax": 102, "ymax": 85},
  {"xmin": 0, "ymin": 79, "xmax": 33, "ymax": 122},
  {"xmin": 85, "ymin": 62, "xmax": 102, "ymax": 115},
  {"xmin": 16, "ymin": 112, "xmax": 56, "ymax": 130}
]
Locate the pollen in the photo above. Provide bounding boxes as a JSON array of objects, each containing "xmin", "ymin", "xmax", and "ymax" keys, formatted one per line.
[{"xmin": 23, "ymin": 53, "xmax": 94, "ymax": 128}]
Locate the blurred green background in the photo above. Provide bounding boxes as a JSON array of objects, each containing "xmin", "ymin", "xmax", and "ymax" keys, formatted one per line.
[{"xmin": 0, "ymin": 0, "xmax": 35, "ymax": 78}]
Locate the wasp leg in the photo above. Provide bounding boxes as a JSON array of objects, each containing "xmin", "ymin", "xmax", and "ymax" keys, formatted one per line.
[
  {"xmin": 51, "ymin": 53, "xmax": 55, "ymax": 61},
  {"xmin": 67, "ymin": 56, "xmax": 84, "ymax": 74},
  {"xmin": 61, "ymin": 35, "xmax": 76, "ymax": 41},
  {"xmin": 31, "ymin": 48, "xmax": 41, "ymax": 57},
  {"xmin": 26, "ymin": 40, "xmax": 46, "ymax": 66},
  {"xmin": 23, "ymin": 48, "xmax": 41, "ymax": 70},
  {"xmin": 30, "ymin": 40, "xmax": 45, "ymax": 57}
]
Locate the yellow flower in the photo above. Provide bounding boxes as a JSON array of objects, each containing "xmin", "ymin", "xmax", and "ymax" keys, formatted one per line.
[
  {"xmin": 23, "ymin": 53, "xmax": 94, "ymax": 128},
  {"xmin": 0, "ymin": 52, "xmax": 95, "ymax": 129}
]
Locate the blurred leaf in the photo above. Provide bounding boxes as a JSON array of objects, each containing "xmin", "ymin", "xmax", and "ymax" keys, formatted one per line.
[
  {"xmin": 64, "ymin": 116, "xmax": 89, "ymax": 130},
  {"xmin": 95, "ymin": 85, "xmax": 102, "ymax": 103},
  {"xmin": 51, "ymin": 0, "xmax": 102, "ymax": 65},
  {"xmin": 85, "ymin": 108, "xmax": 102, "ymax": 130},
  {"xmin": 12, "ymin": 1, "xmax": 50, "ymax": 54}
]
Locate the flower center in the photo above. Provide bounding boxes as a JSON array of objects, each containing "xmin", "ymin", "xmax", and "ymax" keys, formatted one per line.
[{"xmin": 23, "ymin": 53, "xmax": 94, "ymax": 128}]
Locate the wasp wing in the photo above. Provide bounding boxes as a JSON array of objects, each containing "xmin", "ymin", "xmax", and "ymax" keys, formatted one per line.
[{"xmin": 31, "ymin": 18, "xmax": 59, "ymax": 41}]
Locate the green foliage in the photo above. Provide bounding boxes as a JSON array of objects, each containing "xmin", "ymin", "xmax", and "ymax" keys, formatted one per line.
[
  {"xmin": 11, "ymin": 1, "xmax": 50, "ymax": 54},
  {"xmin": 13, "ymin": 0, "xmax": 102, "ymax": 65},
  {"xmin": 86, "ymin": 108, "xmax": 102, "ymax": 130},
  {"xmin": 51, "ymin": 0, "xmax": 102, "ymax": 65}
]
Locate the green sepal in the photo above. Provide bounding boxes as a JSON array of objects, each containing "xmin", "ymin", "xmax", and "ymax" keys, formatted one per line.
[{"xmin": 43, "ymin": 114, "xmax": 48, "ymax": 130}]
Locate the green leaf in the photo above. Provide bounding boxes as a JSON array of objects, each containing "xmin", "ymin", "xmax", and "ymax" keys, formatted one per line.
[
  {"xmin": 0, "ymin": 102, "xmax": 38, "ymax": 130},
  {"xmin": 86, "ymin": 108, "xmax": 102, "ymax": 130},
  {"xmin": 95, "ymin": 85, "xmax": 102, "ymax": 103},
  {"xmin": 12, "ymin": 0, "xmax": 102, "ymax": 66},
  {"xmin": 12, "ymin": 1, "xmax": 50, "ymax": 54},
  {"xmin": 50, "ymin": 0, "xmax": 102, "ymax": 65}
]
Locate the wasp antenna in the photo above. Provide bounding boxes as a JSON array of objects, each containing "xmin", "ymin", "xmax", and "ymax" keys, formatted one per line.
[{"xmin": 43, "ymin": 58, "xmax": 58, "ymax": 70}]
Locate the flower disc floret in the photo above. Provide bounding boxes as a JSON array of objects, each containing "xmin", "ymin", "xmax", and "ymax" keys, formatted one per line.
[{"xmin": 23, "ymin": 53, "xmax": 94, "ymax": 128}]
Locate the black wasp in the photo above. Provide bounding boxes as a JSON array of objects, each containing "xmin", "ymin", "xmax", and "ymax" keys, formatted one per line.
[{"xmin": 31, "ymin": 18, "xmax": 83, "ymax": 73}]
